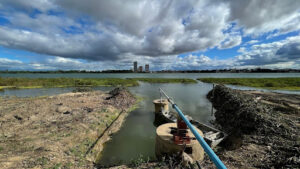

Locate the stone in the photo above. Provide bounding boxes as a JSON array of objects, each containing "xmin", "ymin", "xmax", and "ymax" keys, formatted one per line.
[{"xmin": 56, "ymin": 106, "xmax": 71, "ymax": 114}]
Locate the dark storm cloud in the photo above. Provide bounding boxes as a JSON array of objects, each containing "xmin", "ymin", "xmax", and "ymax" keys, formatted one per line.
[{"xmin": 276, "ymin": 42, "xmax": 300, "ymax": 58}]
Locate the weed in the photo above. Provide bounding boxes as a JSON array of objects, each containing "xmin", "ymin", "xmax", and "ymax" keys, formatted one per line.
[
  {"xmin": 198, "ymin": 77, "xmax": 300, "ymax": 90},
  {"xmin": 49, "ymin": 163, "xmax": 62, "ymax": 169},
  {"xmin": 37, "ymin": 157, "xmax": 49, "ymax": 166},
  {"xmin": 0, "ymin": 78, "xmax": 139, "ymax": 89},
  {"xmin": 64, "ymin": 162, "xmax": 73, "ymax": 169},
  {"xmin": 129, "ymin": 155, "xmax": 148, "ymax": 167},
  {"xmin": 264, "ymin": 82, "xmax": 274, "ymax": 87}
]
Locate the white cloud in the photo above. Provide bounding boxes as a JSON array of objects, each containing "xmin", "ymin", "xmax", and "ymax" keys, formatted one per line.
[
  {"xmin": 236, "ymin": 35, "xmax": 300, "ymax": 67},
  {"xmin": 0, "ymin": 0, "xmax": 232, "ymax": 60},
  {"xmin": 237, "ymin": 47, "xmax": 246, "ymax": 53},
  {"xmin": 0, "ymin": 58, "xmax": 25, "ymax": 70},
  {"xmin": 227, "ymin": 0, "xmax": 300, "ymax": 36},
  {"xmin": 219, "ymin": 34, "xmax": 242, "ymax": 49},
  {"xmin": 0, "ymin": 0, "xmax": 299, "ymax": 70},
  {"xmin": 245, "ymin": 40, "xmax": 259, "ymax": 45},
  {"xmin": 0, "ymin": 58, "xmax": 22, "ymax": 64}
]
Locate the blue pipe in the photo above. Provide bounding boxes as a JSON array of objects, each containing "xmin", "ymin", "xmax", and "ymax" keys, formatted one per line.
[{"xmin": 173, "ymin": 104, "xmax": 227, "ymax": 169}]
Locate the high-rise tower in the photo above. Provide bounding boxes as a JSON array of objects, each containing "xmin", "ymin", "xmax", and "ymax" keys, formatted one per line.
[
  {"xmin": 145, "ymin": 64, "xmax": 149, "ymax": 72},
  {"xmin": 133, "ymin": 61, "xmax": 137, "ymax": 72},
  {"xmin": 138, "ymin": 66, "xmax": 143, "ymax": 72}
]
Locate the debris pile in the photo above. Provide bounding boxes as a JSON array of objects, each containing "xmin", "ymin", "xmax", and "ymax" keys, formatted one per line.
[
  {"xmin": 205, "ymin": 85, "xmax": 299, "ymax": 168},
  {"xmin": 105, "ymin": 87, "xmax": 136, "ymax": 109}
]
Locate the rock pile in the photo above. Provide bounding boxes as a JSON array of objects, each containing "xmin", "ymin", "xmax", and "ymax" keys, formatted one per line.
[{"xmin": 105, "ymin": 87, "xmax": 136, "ymax": 109}]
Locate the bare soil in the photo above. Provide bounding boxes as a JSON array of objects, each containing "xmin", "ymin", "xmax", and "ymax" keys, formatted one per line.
[
  {"xmin": 0, "ymin": 88, "xmax": 136, "ymax": 169},
  {"xmin": 203, "ymin": 85, "xmax": 300, "ymax": 169}
]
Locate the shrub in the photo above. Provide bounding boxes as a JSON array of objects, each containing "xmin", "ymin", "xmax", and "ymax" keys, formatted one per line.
[{"xmin": 264, "ymin": 82, "xmax": 274, "ymax": 87}]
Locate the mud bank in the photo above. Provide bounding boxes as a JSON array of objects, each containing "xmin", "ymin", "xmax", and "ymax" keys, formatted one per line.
[
  {"xmin": 203, "ymin": 85, "xmax": 299, "ymax": 168},
  {"xmin": 0, "ymin": 88, "xmax": 136, "ymax": 169}
]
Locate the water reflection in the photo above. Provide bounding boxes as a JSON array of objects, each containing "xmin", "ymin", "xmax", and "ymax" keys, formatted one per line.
[{"xmin": 97, "ymin": 82, "xmax": 215, "ymax": 166}]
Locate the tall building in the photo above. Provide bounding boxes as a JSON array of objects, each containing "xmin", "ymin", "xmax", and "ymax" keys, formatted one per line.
[
  {"xmin": 138, "ymin": 66, "xmax": 143, "ymax": 72},
  {"xmin": 133, "ymin": 61, "xmax": 137, "ymax": 72},
  {"xmin": 145, "ymin": 64, "xmax": 149, "ymax": 72}
]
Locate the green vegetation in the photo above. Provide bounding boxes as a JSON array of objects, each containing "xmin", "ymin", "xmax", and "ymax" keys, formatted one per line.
[
  {"xmin": 198, "ymin": 78, "xmax": 300, "ymax": 90},
  {"xmin": 0, "ymin": 77, "xmax": 138, "ymax": 89},
  {"xmin": 37, "ymin": 157, "xmax": 49, "ymax": 166},
  {"xmin": 129, "ymin": 155, "xmax": 150, "ymax": 167},
  {"xmin": 50, "ymin": 163, "xmax": 62, "ymax": 169},
  {"xmin": 128, "ymin": 78, "xmax": 197, "ymax": 84},
  {"xmin": 0, "ymin": 77, "xmax": 198, "ymax": 89}
]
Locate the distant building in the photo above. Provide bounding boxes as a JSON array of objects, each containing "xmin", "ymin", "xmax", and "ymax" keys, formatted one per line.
[
  {"xmin": 145, "ymin": 64, "xmax": 149, "ymax": 72},
  {"xmin": 138, "ymin": 66, "xmax": 143, "ymax": 72},
  {"xmin": 133, "ymin": 61, "xmax": 137, "ymax": 72}
]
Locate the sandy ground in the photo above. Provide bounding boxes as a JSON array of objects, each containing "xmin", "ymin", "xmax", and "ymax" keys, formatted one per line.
[{"xmin": 0, "ymin": 88, "xmax": 136, "ymax": 169}]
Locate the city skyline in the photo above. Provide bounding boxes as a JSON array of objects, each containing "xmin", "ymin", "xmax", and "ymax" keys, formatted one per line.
[{"xmin": 133, "ymin": 61, "xmax": 150, "ymax": 72}]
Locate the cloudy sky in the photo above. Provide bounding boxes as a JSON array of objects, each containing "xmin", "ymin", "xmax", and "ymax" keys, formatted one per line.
[{"xmin": 0, "ymin": 0, "xmax": 300, "ymax": 71}]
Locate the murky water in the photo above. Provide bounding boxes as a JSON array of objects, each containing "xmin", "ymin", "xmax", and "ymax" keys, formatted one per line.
[
  {"xmin": 97, "ymin": 82, "xmax": 215, "ymax": 166},
  {"xmin": 1, "ymin": 73, "xmax": 299, "ymax": 166}
]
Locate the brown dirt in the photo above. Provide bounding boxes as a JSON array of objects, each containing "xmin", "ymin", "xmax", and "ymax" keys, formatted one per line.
[
  {"xmin": 0, "ymin": 88, "xmax": 136, "ymax": 169},
  {"xmin": 202, "ymin": 85, "xmax": 300, "ymax": 169}
]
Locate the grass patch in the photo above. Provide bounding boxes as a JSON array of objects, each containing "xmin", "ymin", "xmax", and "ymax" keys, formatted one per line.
[
  {"xmin": 128, "ymin": 78, "xmax": 197, "ymax": 84},
  {"xmin": 129, "ymin": 155, "xmax": 149, "ymax": 167},
  {"xmin": 49, "ymin": 163, "xmax": 62, "ymax": 169},
  {"xmin": 0, "ymin": 77, "xmax": 139, "ymax": 89},
  {"xmin": 0, "ymin": 77, "xmax": 198, "ymax": 89},
  {"xmin": 198, "ymin": 78, "xmax": 300, "ymax": 90},
  {"xmin": 37, "ymin": 157, "xmax": 49, "ymax": 166}
]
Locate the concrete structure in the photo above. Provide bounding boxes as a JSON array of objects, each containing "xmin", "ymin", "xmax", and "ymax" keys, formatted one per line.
[
  {"xmin": 145, "ymin": 64, "xmax": 150, "ymax": 72},
  {"xmin": 133, "ymin": 61, "xmax": 137, "ymax": 72},
  {"xmin": 155, "ymin": 123, "xmax": 204, "ymax": 163},
  {"xmin": 138, "ymin": 66, "xmax": 143, "ymax": 72},
  {"xmin": 153, "ymin": 99, "xmax": 169, "ymax": 114},
  {"xmin": 153, "ymin": 99, "xmax": 171, "ymax": 125}
]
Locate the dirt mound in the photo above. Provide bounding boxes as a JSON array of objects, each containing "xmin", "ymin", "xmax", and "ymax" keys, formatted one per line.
[
  {"xmin": 208, "ymin": 85, "xmax": 288, "ymax": 136},
  {"xmin": 205, "ymin": 85, "xmax": 299, "ymax": 168},
  {"xmin": 105, "ymin": 87, "xmax": 136, "ymax": 109}
]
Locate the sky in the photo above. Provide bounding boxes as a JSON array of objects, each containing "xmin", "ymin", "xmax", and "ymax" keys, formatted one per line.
[{"xmin": 0, "ymin": 0, "xmax": 300, "ymax": 71}]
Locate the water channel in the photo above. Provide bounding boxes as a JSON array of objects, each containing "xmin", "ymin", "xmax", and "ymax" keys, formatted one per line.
[{"xmin": 1, "ymin": 73, "xmax": 300, "ymax": 166}]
